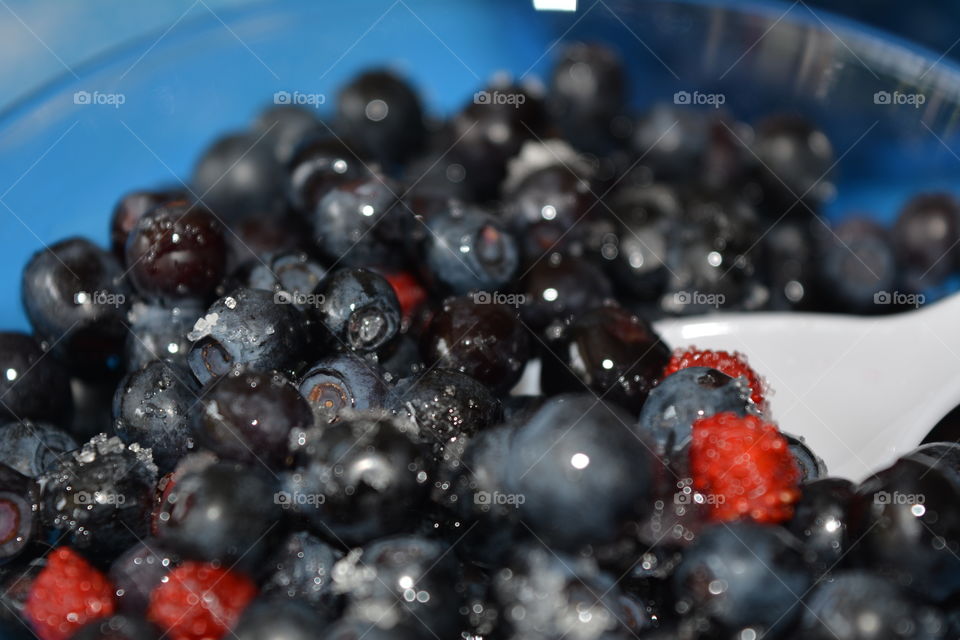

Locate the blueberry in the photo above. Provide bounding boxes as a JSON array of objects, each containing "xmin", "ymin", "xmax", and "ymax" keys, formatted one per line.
[
  {"xmin": 816, "ymin": 218, "xmax": 898, "ymax": 313},
  {"xmin": 113, "ymin": 360, "xmax": 198, "ymax": 474},
  {"xmin": 637, "ymin": 367, "xmax": 753, "ymax": 464},
  {"xmin": 241, "ymin": 250, "xmax": 328, "ymax": 308},
  {"xmin": 541, "ymin": 304, "xmax": 669, "ymax": 413},
  {"xmin": 108, "ymin": 539, "xmax": 178, "ymax": 614},
  {"xmin": 420, "ymin": 295, "xmax": 531, "ymax": 393},
  {"xmin": 673, "ymin": 521, "xmax": 812, "ymax": 635},
  {"xmin": 288, "ymin": 133, "xmax": 365, "ymax": 213},
  {"xmin": 187, "ymin": 287, "xmax": 309, "ymax": 384},
  {"xmin": 0, "ymin": 331, "xmax": 72, "ymax": 423},
  {"xmin": 783, "ymin": 431, "xmax": 828, "ymax": 481},
  {"xmin": 261, "ymin": 531, "xmax": 342, "ymax": 612},
  {"xmin": 848, "ymin": 457, "xmax": 960, "ymax": 602},
  {"xmin": 297, "ymin": 353, "xmax": 388, "ymax": 424},
  {"xmin": 752, "ymin": 114, "xmax": 835, "ymax": 207},
  {"xmin": 892, "ymin": 192, "xmax": 960, "ymax": 290},
  {"xmin": 760, "ymin": 217, "xmax": 820, "ymax": 310},
  {"xmin": 71, "ymin": 614, "xmax": 162, "ymax": 640},
  {"xmin": 0, "ymin": 420, "xmax": 77, "ymax": 478},
  {"xmin": 332, "ymin": 535, "xmax": 462, "ymax": 637},
  {"xmin": 375, "ymin": 333, "xmax": 423, "ymax": 380},
  {"xmin": 632, "ymin": 105, "xmax": 711, "ymax": 181},
  {"xmin": 110, "ymin": 189, "xmax": 189, "ymax": 259},
  {"xmin": 503, "ymin": 165, "xmax": 595, "ymax": 232},
  {"xmin": 227, "ymin": 212, "xmax": 311, "ymax": 267},
  {"xmin": 192, "ymin": 369, "xmax": 311, "ymax": 469},
  {"xmin": 336, "ymin": 69, "xmax": 426, "ymax": 167},
  {"xmin": 798, "ymin": 570, "xmax": 946, "ymax": 640},
  {"xmin": 125, "ymin": 200, "xmax": 228, "ymax": 302},
  {"xmin": 21, "ymin": 237, "xmax": 130, "ymax": 375},
  {"xmin": 0, "ymin": 464, "xmax": 39, "ymax": 564},
  {"xmin": 550, "ymin": 42, "xmax": 626, "ymax": 142},
  {"xmin": 155, "ymin": 461, "xmax": 277, "ymax": 568},
  {"xmin": 41, "ymin": 434, "xmax": 158, "ymax": 555},
  {"xmin": 520, "ymin": 253, "xmax": 613, "ymax": 329},
  {"xmin": 313, "ymin": 268, "xmax": 401, "ymax": 353},
  {"xmin": 231, "ymin": 597, "xmax": 327, "ymax": 640},
  {"xmin": 283, "ymin": 412, "xmax": 429, "ymax": 545},
  {"xmin": 192, "ymin": 131, "xmax": 286, "ymax": 221},
  {"xmin": 423, "ymin": 203, "xmax": 519, "ymax": 294},
  {"xmin": 252, "ymin": 103, "xmax": 319, "ymax": 165},
  {"xmin": 123, "ymin": 301, "xmax": 203, "ymax": 371},
  {"xmin": 388, "ymin": 368, "xmax": 501, "ymax": 445},
  {"xmin": 508, "ymin": 394, "xmax": 657, "ymax": 551},
  {"xmin": 786, "ymin": 477, "xmax": 854, "ymax": 578}
]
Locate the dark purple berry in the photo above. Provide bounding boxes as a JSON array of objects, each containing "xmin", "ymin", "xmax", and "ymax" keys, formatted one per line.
[{"xmin": 0, "ymin": 331, "xmax": 72, "ymax": 423}]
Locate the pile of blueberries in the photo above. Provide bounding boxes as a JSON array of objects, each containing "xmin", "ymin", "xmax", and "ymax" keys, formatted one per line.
[{"xmin": 1, "ymin": 41, "xmax": 960, "ymax": 640}]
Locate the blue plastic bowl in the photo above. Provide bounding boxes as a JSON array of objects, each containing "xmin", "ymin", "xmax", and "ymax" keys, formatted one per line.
[{"xmin": 2, "ymin": 0, "xmax": 959, "ymax": 330}]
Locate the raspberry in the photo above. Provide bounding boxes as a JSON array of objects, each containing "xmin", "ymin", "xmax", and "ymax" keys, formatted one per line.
[
  {"xmin": 382, "ymin": 269, "xmax": 427, "ymax": 322},
  {"xmin": 24, "ymin": 547, "xmax": 116, "ymax": 640},
  {"xmin": 690, "ymin": 412, "xmax": 801, "ymax": 524},
  {"xmin": 147, "ymin": 561, "xmax": 256, "ymax": 640},
  {"xmin": 664, "ymin": 347, "xmax": 767, "ymax": 410}
]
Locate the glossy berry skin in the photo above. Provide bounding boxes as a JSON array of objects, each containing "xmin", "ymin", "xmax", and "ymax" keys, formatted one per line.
[
  {"xmin": 227, "ymin": 212, "xmax": 311, "ymax": 266},
  {"xmin": 253, "ymin": 103, "xmax": 319, "ymax": 165},
  {"xmin": 193, "ymin": 369, "xmax": 311, "ymax": 469},
  {"xmin": 109, "ymin": 189, "xmax": 187, "ymax": 259},
  {"xmin": 637, "ymin": 367, "xmax": 753, "ymax": 464},
  {"xmin": 310, "ymin": 172, "xmax": 408, "ymax": 269},
  {"xmin": 817, "ymin": 218, "xmax": 898, "ymax": 314},
  {"xmin": 108, "ymin": 540, "xmax": 178, "ymax": 615},
  {"xmin": 633, "ymin": 105, "xmax": 711, "ymax": 181},
  {"xmin": 283, "ymin": 413, "xmax": 429, "ymax": 545},
  {"xmin": 503, "ymin": 165, "xmax": 595, "ymax": 233},
  {"xmin": 288, "ymin": 133, "xmax": 365, "ymax": 213},
  {"xmin": 231, "ymin": 597, "xmax": 324, "ymax": 640},
  {"xmin": 507, "ymin": 395, "xmax": 657, "ymax": 551},
  {"xmin": 297, "ymin": 353, "xmax": 388, "ymax": 424},
  {"xmin": 71, "ymin": 615, "xmax": 161, "ymax": 640},
  {"xmin": 314, "ymin": 268, "xmax": 402, "ymax": 353},
  {"xmin": 673, "ymin": 522, "xmax": 812, "ymax": 636},
  {"xmin": 388, "ymin": 368, "xmax": 501, "ymax": 444},
  {"xmin": 41, "ymin": 435, "xmax": 157, "ymax": 555},
  {"xmin": 262, "ymin": 531, "xmax": 341, "ymax": 612},
  {"xmin": 125, "ymin": 201, "xmax": 227, "ymax": 302},
  {"xmin": 892, "ymin": 192, "xmax": 960, "ymax": 290},
  {"xmin": 0, "ymin": 463, "xmax": 39, "ymax": 564},
  {"xmin": 663, "ymin": 347, "xmax": 767, "ymax": 410},
  {"xmin": 155, "ymin": 462, "xmax": 277, "ymax": 568},
  {"xmin": 336, "ymin": 69, "xmax": 426, "ymax": 167},
  {"xmin": 691, "ymin": 412, "xmax": 801, "ymax": 524},
  {"xmin": 848, "ymin": 457, "xmax": 960, "ymax": 602},
  {"xmin": 21, "ymin": 237, "xmax": 130, "ymax": 374},
  {"xmin": 147, "ymin": 561, "xmax": 257, "ymax": 640},
  {"xmin": 421, "ymin": 296, "xmax": 531, "ymax": 393},
  {"xmin": 797, "ymin": 570, "xmax": 946, "ymax": 640},
  {"xmin": 752, "ymin": 114, "xmax": 835, "ymax": 206},
  {"xmin": 0, "ymin": 332, "xmax": 71, "ymax": 423},
  {"xmin": 191, "ymin": 132, "xmax": 286, "ymax": 221},
  {"xmin": 519, "ymin": 253, "xmax": 613, "ymax": 329},
  {"xmin": 123, "ymin": 301, "xmax": 202, "ymax": 371},
  {"xmin": 187, "ymin": 288, "xmax": 309, "ymax": 385},
  {"xmin": 541, "ymin": 304, "xmax": 669, "ymax": 413},
  {"xmin": 423, "ymin": 204, "xmax": 519, "ymax": 294},
  {"xmin": 0, "ymin": 420, "xmax": 77, "ymax": 478},
  {"xmin": 786, "ymin": 477, "xmax": 854, "ymax": 578},
  {"xmin": 113, "ymin": 360, "xmax": 197, "ymax": 474},
  {"xmin": 241, "ymin": 250, "xmax": 327, "ymax": 308},
  {"xmin": 332, "ymin": 535, "xmax": 462, "ymax": 638},
  {"xmin": 24, "ymin": 547, "xmax": 116, "ymax": 640},
  {"xmin": 783, "ymin": 431, "xmax": 828, "ymax": 481},
  {"xmin": 550, "ymin": 42, "xmax": 625, "ymax": 134}
]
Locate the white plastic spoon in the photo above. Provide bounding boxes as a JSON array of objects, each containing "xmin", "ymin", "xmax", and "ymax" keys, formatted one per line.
[{"xmin": 652, "ymin": 293, "xmax": 960, "ymax": 481}]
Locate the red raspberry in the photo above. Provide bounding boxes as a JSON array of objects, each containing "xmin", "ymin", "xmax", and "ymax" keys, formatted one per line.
[
  {"xmin": 147, "ymin": 562, "xmax": 256, "ymax": 640},
  {"xmin": 664, "ymin": 347, "xmax": 767, "ymax": 410},
  {"xmin": 690, "ymin": 412, "xmax": 801, "ymax": 524},
  {"xmin": 382, "ymin": 270, "xmax": 427, "ymax": 322},
  {"xmin": 24, "ymin": 547, "xmax": 116, "ymax": 640}
]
